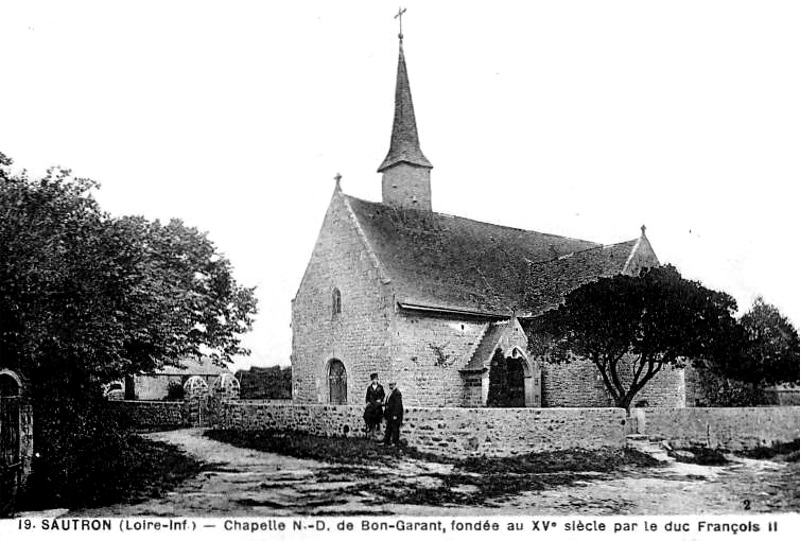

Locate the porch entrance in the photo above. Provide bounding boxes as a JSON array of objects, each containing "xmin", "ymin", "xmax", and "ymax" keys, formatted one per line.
[
  {"xmin": 506, "ymin": 357, "xmax": 526, "ymax": 407},
  {"xmin": 487, "ymin": 349, "xmax": 529, "ymax": 408}
]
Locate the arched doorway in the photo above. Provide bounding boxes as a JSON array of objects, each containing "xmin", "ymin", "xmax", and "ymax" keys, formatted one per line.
[
  {"xmin": 487, "ymin": 348, "xmax": 531, "ymax": 408},
  {"xmin": 506, "ymin": 356, "xmax": 526, "ymax": 407},
  {"xmin": 328, "ymin": 359, "xmax": 347, "ymax": 404},
  {"xmin": 0, "ymin": 371, "xmax": 21, "ymax": 517}
]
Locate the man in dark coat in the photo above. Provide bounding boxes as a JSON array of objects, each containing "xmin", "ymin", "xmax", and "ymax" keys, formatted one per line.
[
  {"xmin": 383, "ymin": 381, "xmax": 404, "ymax": 447},
  {"xmin": 363, "ymin": 373, "xmax": 385, "ymax": 438}
]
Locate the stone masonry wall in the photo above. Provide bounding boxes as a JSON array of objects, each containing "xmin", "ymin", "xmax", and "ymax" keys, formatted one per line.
[
  {"xmin": 633, "ymin": 407, "xmax": 800, "ymax": 450},
  {"xmin": 389, "ymin": 315, "xmax": 487, "ymax": 407},
  {"xmin": 541, "ymin": 356, "xmax": 684, "ymax": 408},
  {"xmin": 110, "ymin": 400, "xmax": 191, "ymax": 429},
  {"xmin": 291, "ymin": 192, "xmax": 394, "ymax": 404},
  {"xmin": 214, "ymin": 401, "xmax": 627, "ymax": 458},
  {"xmin": 381, "ymin": 163, "xmax": 432, "ymax": 211}
]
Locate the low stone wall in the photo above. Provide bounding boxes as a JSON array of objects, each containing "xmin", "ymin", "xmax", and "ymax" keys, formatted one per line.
[
  {"xmin": 213, "ymin": 401, "xmax": 627, "ymax": 458},
  {"xmin": 633, "ymin": 407, "xmax": 800, "ymax": 450},
  {"xmin": 111, "ymin": 400, "xmax": 191, "ymax": 429},
  {"xmin": 115, "ymin": 398, "xmax": 799, "ymax": 457}
]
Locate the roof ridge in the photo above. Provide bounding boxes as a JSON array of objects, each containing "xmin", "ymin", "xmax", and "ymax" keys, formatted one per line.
[
  {"xmin": 342, "ymin": 192, "xmax": 648, "ymax": 316},
  {"xmin": 343, "ymin": 192, "xmax": 604, "ymax": 246},
  {"xmin": 525, "ymin": 238, "xmax": 638, "ymax": 267}
]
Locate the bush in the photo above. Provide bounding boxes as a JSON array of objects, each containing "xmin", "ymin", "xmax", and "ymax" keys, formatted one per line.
[
  {"xmin": 235, "ymin": 366, "xmax": 292, "ymax": 399},
  {"xmin": 166, "ymin": 380, "xmax": 185, "ymax": 401},
  {"xmin": 20, "ymin": 371, "xmax": 204, "ymax": 510},
  {"xmin": 21, "ymin": 430, "xmax": 203, "ymax": 510},
  {"xmin": 25, "ymin": 387, "xmax": 139, "ymax": 507},
  {"xmin": 689, "ymin": 364, "xmax": 770, "ymax": 406}
]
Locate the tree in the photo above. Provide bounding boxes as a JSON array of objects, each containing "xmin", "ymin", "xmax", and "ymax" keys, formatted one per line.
[
  {"xmin": 236, "ymin": 365, "xmax": 293, "ymax": 399},
  {"xmin": 709, "ymin": 297, "xmax": 799, "ymax": 390},
  {"xmin": 526, "ymin": 265, "xmax": 739, "ymax": 412},
  {"xmin": 0, "ymin": 152, "xmax": 257, "ymax": 504},
  {"xmin": 1, "ymin": 158, "xmax": 257, "ymax": 380}
]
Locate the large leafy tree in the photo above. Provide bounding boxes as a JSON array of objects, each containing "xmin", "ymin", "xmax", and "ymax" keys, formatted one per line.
[
  {"xmin": 526, "ymin": 265, "xmax": 739, "ymax": 412},
  {"xmin": 0, "ymin": 152, "xmax": 256, "ymax": 505},
  {"xmin": 1, "ymin": 154, "xmax": 256, "ymax": 381},
  {"xmin": 713, "ymin": 298, "xmax": 799, "ymax": 388}
]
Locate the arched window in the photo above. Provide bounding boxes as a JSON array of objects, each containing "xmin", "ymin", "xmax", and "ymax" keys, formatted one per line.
[{"xmin": 332, "ymin": 288, "xmax": 342, "ymax": 316}]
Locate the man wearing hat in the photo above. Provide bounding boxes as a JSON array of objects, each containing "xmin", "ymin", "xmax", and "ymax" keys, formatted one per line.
[
  {"xmin": 363, "ymin": 373, "xmax": 385, "ymax": 439},
  {"xmin": 383, "ymin": 381, "xmax": 404, "ymax": 447}
]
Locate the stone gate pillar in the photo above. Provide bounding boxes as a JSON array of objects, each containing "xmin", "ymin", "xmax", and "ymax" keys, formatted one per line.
[
  {"xmin": 208, "ymin": 373, "xmax": 240, "ymax": 428},
  {"xmin": 183, "ymin": 376, "xmax": 210, "ymax": 427},
  {"xmin": 0, "ymin": 369, "xmax": 33, "ymax": 518},
  {"xmin": 211, "ymin": 373, "xmax": 240, "ymax": 401}
]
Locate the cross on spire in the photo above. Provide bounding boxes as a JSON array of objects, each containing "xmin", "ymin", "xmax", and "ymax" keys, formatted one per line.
[{"xmin": 394, "ymin": 7, "xmax": 407, "ymax": 40}]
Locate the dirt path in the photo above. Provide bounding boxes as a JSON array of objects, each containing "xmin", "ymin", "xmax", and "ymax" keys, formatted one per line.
[
  {"xmin": 68, "ymin": 429, "xmax": 799, "ymax": 516},
  {"xmin": 508, "ymin": 457, "xmax": 798, "ymax": 515},
  {"xmin": 70, "ymin": 429, "xmax": 452, "ymax": 516}
]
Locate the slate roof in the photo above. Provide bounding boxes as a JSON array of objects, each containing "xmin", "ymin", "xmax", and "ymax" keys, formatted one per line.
[{"xmin": 344, "ymin": 194, "xmax": 639, "ymax": 317}]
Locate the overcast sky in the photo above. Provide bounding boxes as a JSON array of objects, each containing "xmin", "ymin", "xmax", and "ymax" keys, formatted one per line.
[{"xmin": 2, "ymin": 1, "xmax": 799, "ymax": 371}]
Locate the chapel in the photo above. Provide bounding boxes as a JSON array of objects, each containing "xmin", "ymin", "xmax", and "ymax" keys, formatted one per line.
[{"xmin": 290, "ymin": 29, "xmax": 685, "ymax": 408}]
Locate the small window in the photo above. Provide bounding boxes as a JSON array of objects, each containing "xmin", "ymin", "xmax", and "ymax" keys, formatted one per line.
[{"xmin": 332, "ymin": 287, "xmax": 342, "ymax": 316}]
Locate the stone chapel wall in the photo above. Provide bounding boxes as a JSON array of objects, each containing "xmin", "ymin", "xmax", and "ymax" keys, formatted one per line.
[
  {"xmin": 540, "ymin": 356, "xmax": 685, "ymax": 408},
  {"xmin": 291, "ymin": 194, "xmax": 394, "ymax": 404},
  {"xmin": 388, "ymin": 314, "xmax": 486, "ymax": 407}
]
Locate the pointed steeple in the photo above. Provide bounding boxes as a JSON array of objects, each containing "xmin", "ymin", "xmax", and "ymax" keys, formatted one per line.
[
  {"xmin": 378, "ymin": 30, "xmax": 434, "ymax": 212},
  {"xmin": 378, "ymin": 40, "xmax": 432, "ymax": 172}
]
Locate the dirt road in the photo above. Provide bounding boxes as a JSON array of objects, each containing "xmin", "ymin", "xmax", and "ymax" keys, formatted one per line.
[{"xmin": 69, "ymin": 429, "xmax": 799, "ymax": 516}]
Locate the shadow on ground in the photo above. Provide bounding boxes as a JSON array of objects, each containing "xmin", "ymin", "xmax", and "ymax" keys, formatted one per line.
[{"xmin": 66, "ymin": 429, "xmax": 800, "ymax": 516}]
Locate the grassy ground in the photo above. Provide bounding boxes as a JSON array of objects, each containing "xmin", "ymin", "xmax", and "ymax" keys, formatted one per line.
[
  {"xmin": 204, "ymin": 429, "xmax": 444, "ymax": 465},
  {"xmin": 19, "ymin": 434, "xmax": 204, "ymax": 511},
  {"xmin": 668, "ymin": 446, "xmax": 729, "ymax": 465},
  {"xmin": 204, "ymin": 429, "xmax": 661, "ymax": 508},
  {"xmin": 735, "ymin": 439, "xmax": 800, "ymax": 462},
  {"xmin": 665, "ymin": 439, "xmax": 801, "ymax": 466}
]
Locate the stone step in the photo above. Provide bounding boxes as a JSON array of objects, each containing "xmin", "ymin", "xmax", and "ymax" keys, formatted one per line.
[{"xmin": 626, "ymin": 436, "xmax": 675, "ymax": 463}]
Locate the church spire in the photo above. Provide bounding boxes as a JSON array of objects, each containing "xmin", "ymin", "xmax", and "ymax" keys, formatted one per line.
[
  {"xmin": 377, "ymin": 39, "xmax": 432, "ymax": 172},
  {"xmin": 379, "ymin": 11, "xmax": 434, "ymax": 211}
]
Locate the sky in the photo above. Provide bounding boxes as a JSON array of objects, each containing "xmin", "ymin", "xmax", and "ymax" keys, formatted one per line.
[{"xmin": 2, "ymin": 1, "xmax": 799, "ymax": 372}]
